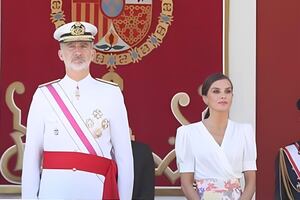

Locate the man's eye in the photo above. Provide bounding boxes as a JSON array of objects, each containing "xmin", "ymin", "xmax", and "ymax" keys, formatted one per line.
[{"xmin": 212, "ymin": 90, "xmax": 220, "ymax": 94}]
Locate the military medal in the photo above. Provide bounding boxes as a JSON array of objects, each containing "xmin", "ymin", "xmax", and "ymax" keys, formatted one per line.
[
  {"xmin": 101, "ymin": 119, "xmax": 109, "ymax": 129},
  {"xmin": 87, "ymin": 109, "xmax": 109, "ymax": 138},
  {"xmin": 94, "ymin": 128, "xmax": 102, "ymax": 138},
  {"xmin": 93, "ymin": 119, "xmax": 109, "ymax": 138}
]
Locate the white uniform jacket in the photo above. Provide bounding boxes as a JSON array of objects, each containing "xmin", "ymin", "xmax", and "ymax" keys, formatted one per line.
[{"xmin": 22, "ymin": 74, "xmax": 134, "ymax": 199}]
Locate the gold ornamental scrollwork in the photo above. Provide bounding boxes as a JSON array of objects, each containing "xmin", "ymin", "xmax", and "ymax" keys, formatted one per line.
[
  {"xmin": 5, "ymin": 82, "xmax": 26, "ymax": 133},
  {"xmin": 50, "ymin": 0, "xmax": 65, "ymax": 28},
  {"xmin": 153, "ymin": 91, "xmax": 193, "ymax": 195},
  {"xmin": 0, "ymin": 82, "xmax": 26, "ymax": 192},
  {"xmin": 153, "ymin": 150, "xmax": 179, "ymax": 184},
  {"xmin": 171, "ymin": 92, "xmax": 191, "ymax": 126}
]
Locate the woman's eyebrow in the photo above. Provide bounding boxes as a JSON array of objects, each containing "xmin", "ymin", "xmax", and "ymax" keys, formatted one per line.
[{"xmin": 210, "ymin": 87, "xmax": 232, "ymax": 90}]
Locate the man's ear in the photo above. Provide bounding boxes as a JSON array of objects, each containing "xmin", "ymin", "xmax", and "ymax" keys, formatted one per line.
[
  {"xmin": 58, "ymin": 49, "xmax": 64, "ymax": 61},
  {"xmin": 91, "ymin": 49, "xmax": 96, "ymax": 59}
]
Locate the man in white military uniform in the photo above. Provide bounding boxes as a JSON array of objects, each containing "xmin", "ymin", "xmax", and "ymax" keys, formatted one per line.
[{"xmin": 22, "ymin": 21, "xmax": 134, "ymax": 199}]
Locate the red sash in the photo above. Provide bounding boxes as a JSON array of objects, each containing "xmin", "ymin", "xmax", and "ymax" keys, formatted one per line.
[{"xmin": 43, "ymin": 151, "xmax": 119, "ymax": 200}]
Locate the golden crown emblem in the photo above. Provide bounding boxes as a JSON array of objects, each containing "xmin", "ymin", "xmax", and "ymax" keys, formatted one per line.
[{"xmin": 70, "ymin": 22, "xmax": 85, "ymax": 36}]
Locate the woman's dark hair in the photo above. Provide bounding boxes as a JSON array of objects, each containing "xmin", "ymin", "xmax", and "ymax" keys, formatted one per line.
[{"xmin": 201, "ymin": 73, "xmax": 233, "ymax": 119}]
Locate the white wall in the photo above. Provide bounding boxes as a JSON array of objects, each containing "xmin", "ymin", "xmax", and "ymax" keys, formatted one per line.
[
  {"xmin": 227, "ymin": 0, "xmax": 256, "ymax": 128},
  {"xmin": 227, "ymin": 0, "xmax": 256, "ymax": 199}
]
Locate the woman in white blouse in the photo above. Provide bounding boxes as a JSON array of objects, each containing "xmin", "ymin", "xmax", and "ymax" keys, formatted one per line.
[{"xmin": 175, "ymin": 73, "xmax": 256, "ymax": 200}]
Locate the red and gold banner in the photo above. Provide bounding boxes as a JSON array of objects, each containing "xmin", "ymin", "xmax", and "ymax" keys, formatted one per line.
[{"xmin": 0, "ymin": 0, "xmax": 223, "ymax": 194}]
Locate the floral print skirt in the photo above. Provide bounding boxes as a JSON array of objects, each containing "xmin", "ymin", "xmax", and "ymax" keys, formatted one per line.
[{"xmin": 196, "ymin": 178, "xmax": 242, "ymax": 200}]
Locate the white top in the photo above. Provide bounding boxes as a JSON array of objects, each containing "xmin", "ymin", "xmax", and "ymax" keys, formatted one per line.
[
  {"xmin": 175, "ymin": 120, "xmax": 257, "ymax": 180},
  {"xmin": 22, "ymin": 74, "xmax": 134, "ymax": 200}
]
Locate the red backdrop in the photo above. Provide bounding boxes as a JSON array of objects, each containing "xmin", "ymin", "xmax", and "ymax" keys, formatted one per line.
[
  {"xmin": 257, "ymin": 0, "xmax": 300, "ymax": 199},
  {"xmin": 0, "ymin": 0, "xmax": 223, "ymax": 188}
]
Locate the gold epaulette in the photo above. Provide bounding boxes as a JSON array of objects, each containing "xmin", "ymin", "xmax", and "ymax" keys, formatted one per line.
[
  {"xmin": 38, "ymin": 79, "xmax": 61, "ymax": 88},
  {"xmin": 95, "ymin": 78, "xmax": 118, "ymax": 86}
]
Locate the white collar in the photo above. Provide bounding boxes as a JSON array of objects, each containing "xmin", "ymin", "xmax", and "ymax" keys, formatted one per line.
[{"xmin": 60, "ymin": 74, "xmax": 93, "ymax": 89}]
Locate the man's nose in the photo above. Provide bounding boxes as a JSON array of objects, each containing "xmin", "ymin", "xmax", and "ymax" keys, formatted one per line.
[{"xmin": 74, "ymin": 47, "xmax": 82, "ymax": 55}]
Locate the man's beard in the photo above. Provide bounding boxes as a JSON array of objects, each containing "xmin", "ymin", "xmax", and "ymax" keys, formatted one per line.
[
  {"xmin": 67, "ymin": 62, "xmax": 89, "ymax": 71},
  {"xmin": 67, "ymin": 57, "xmax": 90, "ymax": 71}
]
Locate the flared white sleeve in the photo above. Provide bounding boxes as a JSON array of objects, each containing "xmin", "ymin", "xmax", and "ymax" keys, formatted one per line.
[
  {"xmin": 175, "ymin": 126, "xmax": 195, "ymax": 173},
  {"xmin": 242, "ymin": 124, "xmax": 257, "ymax": 171}
]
